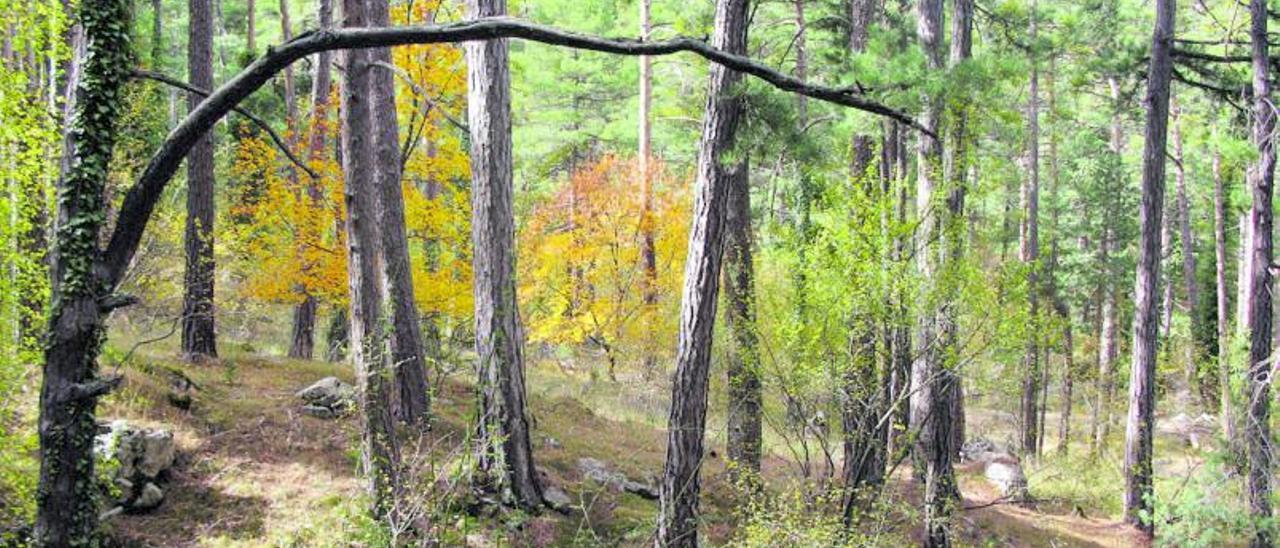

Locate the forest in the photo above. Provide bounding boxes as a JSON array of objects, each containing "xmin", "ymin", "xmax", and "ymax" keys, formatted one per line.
[{"xmin": 0, "ymin": 0, "xmax": 1277, "ymax": 545}]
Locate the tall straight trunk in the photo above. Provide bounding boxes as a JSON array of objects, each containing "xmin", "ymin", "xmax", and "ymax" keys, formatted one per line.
[
  {"xmin": 841, "ymin": 0, "xmax": 887, "ymax": 519},
  {"xmin": 181, "ymin": 0, "xmax": 218, "ymax": 360},
  {"xmin": 1246, "ymin": 1, "xmax": 1275, "ymax": 544},
  {"xmin": 34, "ymin": 0, "xmax": 131, "ymax": 542},
  {"xmin": 150, "ymin": 0, "xmax": 162, "ymax": 68},
  {"xmin": 657, "ymin": 0, "xmax": 747, "ymax": 543},
  {"xmin": 883, "ymin": 122, "xmax": 912, "ymax": 469},
  {"xmin": 638, "ymin": 0, "xmax": 657, "ymax": 377},
  {"xmin": 910, "ymin": 0, "xmax": 958, "ymax": 544},
  {"xmin": 370, "ymin": 0, "xmax": 431, "ymax": 425},
  {"xmin": 1045, "ymin": 55, "xmax": 1073, "ymax": 455},
  {"xmin": 723, "ymin": 158, "xmax": 760, "ymax": 480},
  {"xmin": 1172, "ymin": 101, "xmax": 1200, "ymax": 390},
  {"xmin": 1213, "ymin": 148, "xmax": 1234, "ymax": 440},
  {"xmin": 289, "ymin": 0, "xmax": 333, "ymax": 360},
  {"xmin": 1160, "ymin": 190, "xmax": 1175, "ymax": 345},
  {"xmin": 942, "ymin": 0, "xmax": 973, "ymax": 461},
  {"xmin": 1123, "ymin": 0, "xmax": 1173, "ymax": 534},
  {"xmin": 1093, "ymin": 228, "xmax": 1118, "ymax": 454},
  {"xmin": 340, "ymin": 0, "xmax": 401, "ymax": 523},
  {"xmin": 1238, "ymin": 212, "xmax": 1252, "ymax": 331},
  {"xmin": 466, "ymin": 0, "xmax": 543, "ymax": 510},
  {"xmin": 1019, "ymin": 0, "xmax": 1041, "ymax": 457},
  {"xmin": 246, "ymin": 0, "xmax": 256, "ymax": 56}
]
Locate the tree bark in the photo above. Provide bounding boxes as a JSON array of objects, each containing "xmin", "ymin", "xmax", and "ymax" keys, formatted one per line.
[
  {"xmin": 1123, "ymin": 0, "xmax": 1173, "ymax": 534},
  {"xmin": 340, "ymin": 0, "xmax": 402, "ymax": 523},
  {"xmin": 1213, "ymin": 148, "xmax": 1234, "ymax": 441},
  {"xmin": 246, "ymin": 0, "xmax": 256, "ymax": 56},
  {"xmin": 1245, "ymin": 1, "xmax": 1274, "ymax": 544},
  {"xmin": 34, "ymin": 0, "xmax": 131, "ymax": 542},
  {"xmin": 369, "ymin": 0, "xmax": 431, "ymax": 425},
  {"xmin": 657, "ymin": 0, "xmax": 747, "ymax": 544},
  {"xmin": 182, "ymin": 0, "xmax": 219, "ymax": 360},
  {"xmin": 910, "ymin": 0, "xmax": 958, "ymax": 544},
  {"xmin": 943, "ymin": 0, "xmax": 974, "ymax": 464},
  {"xmin": 638, "ymin": 0, "xmax": 658, "ymax": 378},
  {"xmin": 1019, "ymin": 0, "xmax": 1041, "ymax": 458},
  {"xmin": 1093, "ymin": 228, "xmax": 1118, "ymax": 454},
  {"xmin": 466, "ymin": 0, "xmax": 544, "ymax": 510},
  {"xmin": 723, "ymin": 158, "xmax": 761, "ymax": 481},
  {"xmin": 1172, "ymin": 100, "xmax": 1200, "ymax": 391}
]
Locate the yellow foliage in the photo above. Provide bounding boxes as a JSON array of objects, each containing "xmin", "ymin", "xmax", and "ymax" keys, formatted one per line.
[{"xmin": 519, "ymin": 155, "xmax": 690, "ymax": 366}]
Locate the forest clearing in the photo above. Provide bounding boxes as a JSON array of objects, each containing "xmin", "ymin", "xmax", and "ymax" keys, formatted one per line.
[{"xmin": 0, "ymin": 0, "xmax": 1277, "ymax": 545}]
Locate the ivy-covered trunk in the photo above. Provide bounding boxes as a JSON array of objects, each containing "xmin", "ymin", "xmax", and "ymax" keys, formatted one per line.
[
  {"xmin": 181, "ymin": 0, "xmax": 218, "ymax": 360},
  {"xmin": 35, "ymin": 0, "xmax": 133, "ymax": 542}
]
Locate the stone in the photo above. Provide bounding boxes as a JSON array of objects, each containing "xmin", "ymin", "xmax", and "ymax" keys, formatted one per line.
[
  {"xmin": 137, "ymin": 430, "xmax": 176, "ymax": 478},
  {"xmin": 301, "ymin": 405, "xmax": 338, "ymax": 419},
  {"xmin": 983, "ymin": 455, "xmax": 1028, "ymax": 500},
  {"xmin": 295, "ymin": 377, "xmax": 354, "ymax": 409},
  {"xmin": 133, "ymin": 482, "xmax": 165, "ymax": 510},
  {"xmin": 960, "ymin": 438, "xmax": 1000, "ymax": 462},
  {"xmin": 543, "ymin": 486, "xmax": 572, "ymax": 509},
  {"xmin": 575, "ymin": 457, "xmax": 658, "ymax": 499}
]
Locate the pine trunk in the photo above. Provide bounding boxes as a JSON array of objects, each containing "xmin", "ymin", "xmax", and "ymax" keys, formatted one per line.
[
  {"xmin": 466, "ymin": 0, "xmax": 544, "ymax": 510},
  {"xmin": 1213, "ymin": 149, "xmax": 1234, "ymax": 440},
  {"xmin": 181, "ymin": 0, "xmax": 218, "ymax": 360},
  {"xmin": 656, "ymin": 0, "xmax": 747, "ymax": 543},
  {"xmin": 1123, "ymin": 0, "xmax": 1173, "ymax": 533},
  {"xmin": 723, "ymin": 158, "xmax": 761, "ymax": 480}
]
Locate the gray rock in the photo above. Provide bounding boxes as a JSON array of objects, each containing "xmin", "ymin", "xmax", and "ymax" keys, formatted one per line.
[
  {"xmin": 543, "ymin": 486, "xmax": 572, "ymax": 508},
  {"xmin": 983, "ymin": 455, "xmax": 1028, "ymax": 500},
  {"xmin": 576, "ymin": 457, "xmax": 658, "ymax": 499},
  {"xmin": 133, "ymin": 482, "xmax": 164, "ymax": 510},
  {"xmin": 301, "ymin": 404, "xmax": 339, "ymax": 419},
  {"xmin": 960, "ymin": 438, "xmax": 1000, "ymax": 463},
  {"xmin": 296, "ymin": 377, "xmax": 354, "ymax": 409}
]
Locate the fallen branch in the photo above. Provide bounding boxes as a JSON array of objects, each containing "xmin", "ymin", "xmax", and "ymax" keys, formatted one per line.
[{"xmin": 102, "ymin": 17, "xmax": 926, "ymax": 288}]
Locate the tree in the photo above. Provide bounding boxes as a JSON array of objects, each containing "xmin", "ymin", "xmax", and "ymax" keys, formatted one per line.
[
  {"xmin": 910, "ymin": 0, "xmax": 959, "ymax": 544},
  {"xmin": 1244, "ymin": 0, "xmax": 1275, "ymax": 543},
  {"xmin": 182, "ymin": 0, "xmax": 218, "ymax": 359},
  {"xmin": 370, "ymin": 0, "xmax": 431, "ymax": 425},
  {"xmin": 1212, "ymin": 146, "xmax": 1233, "ymax": 440},
  {"xmin": 723, "ymin": 146, "xmax": 761, "ymax": 480},
  {"xmin": 657, "ymin": 0, "xmax": 748, "ymax": 543},
  {"xmin": 1171, "ymin": 100, "xmax": 1200, "ymax": 392},
  {"xmin": 466, "ymin": 0, "xmax": 544, "ymax": 509},
  {"xmin": 339, "ymin": 0, "xmax": 402, "ymax": 524},
  {"xmin": 1019, "ymin": 0, "xmax": 1042, "ymax": 457},
  {"xmin": 1123, "ymin": 0, "xmax": 1173, "ymax": 535}
]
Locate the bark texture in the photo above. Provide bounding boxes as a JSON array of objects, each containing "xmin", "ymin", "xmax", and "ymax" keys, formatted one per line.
[
  {"xmin": 1019, "ymin": 0, "xmax": 1041, "ymax": 457},
  {"xmin": 1246, "ymin": 1, "xmax": 1274, "ymax": 544},
  {"xmin": 1123, "ymin": 0, "xmax": 1174, "ymax": 533},
  {"xmin": 657, "ymin": 0, "xmax": 747, "ymax": 544},
  {"xmin": 466, "ymin": 0, "xmax": 544, "ymax": 510},
  {"xmin": 340, "ymin": 0, "xmax": 402, "ymax": 522},
  {"xmin": 181, "ymin": 0, "xmax": 218, "ymax": 359},
  {"xmin": 723, "ymin": 160, "xmax": 761, "ymax": 479}
]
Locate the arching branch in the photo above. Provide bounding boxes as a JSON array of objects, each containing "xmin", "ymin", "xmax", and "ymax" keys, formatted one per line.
[
  {"xmin": 132, "ymin": 70, "xmax": 320, "ymax": 180},
  {"xmin": 102, "ymin": 16, "xmax": 927, "ymax": 287}
]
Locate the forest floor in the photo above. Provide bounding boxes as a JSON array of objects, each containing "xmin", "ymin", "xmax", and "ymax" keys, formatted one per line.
[{"xmin": 94, "ymin": 350, "xmax": 1154, "ymax": 547}]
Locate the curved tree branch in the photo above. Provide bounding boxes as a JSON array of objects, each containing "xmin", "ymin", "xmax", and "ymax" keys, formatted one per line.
[
  {"xmin": 102, "ymin": 16, "xmax": 926, "ymax": 288},
  {"xmin": 132, "ymin": 70, "xmax": 320, "ymax": 180}
]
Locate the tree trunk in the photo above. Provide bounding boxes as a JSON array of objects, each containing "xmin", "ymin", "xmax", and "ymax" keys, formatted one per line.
[
  {"xmin": 1160, "ymin": 188, "xmax": 1175, "ymax": 346},
  {"xmin": 1238, "ymin": 212, "xmax": 1252, "ymax": 332},
  {"xmin": 466, "ymin": 0, "xmax": 544, "ymax": 510},
  {"xmin": 150, "ymin": 0, "xmax": 162, "ymax": 68},
  {"xmin": 289, "ymin": 0, "xmax": 334, "ymax": 360},
  {"xmin": 1213, "ymin": 148, "xmax": 1234, "ymax": 441},
  {"xmin": 943, "ymin": 0, "xmax": 974, "ymax": 462},
  {"xmin": 326, "ymin": 305, "xmax": 349, "ymax": 362},
  {"xmin": 1172, "ymin": 100, "xmax": 1200, "ymax": 391},
  {"xmin": 246, "ymin": 0, "xmax": 256, "ymax": 56},
  {"xmin": 340, "ymin": 0, "xmax": 402, "ymax": 523},
  {"xmin": 1093, "ymin": 229, "xmax": 1117, "ymax": 454},
  {"xmin": 1123, "ymin": 0, "xmax": 1173, "ymax": 534},
  {"xmin": 723, "ymin": 158, "xmax": 761, "ymax": 481},
  {"xmin": 657, "ymin": 0, "xmax": 747, "ymax": 543},
  {"xmin": 182, "ymin": 0, "xmax": 219, "ymax": 360},
  {"xmin": 910, "ymin": 0, "xmax": 958, "ymax": 544},
  {"xmin": 1246, "ymin": 1, "xmax": 1274, "ymax": 544},
  {"xmin": 34, "ymin": 0, "xmax": 131, "ymax": 542},
  {"xmin": 1019, "ymin": 0, "xmax": 1041, "ymax": 458},
  {"xmin": 369, "ymin": 0, "xmax": 431, "ymax": 425},
  {"xmin": 638, "ymin": 0, "xmax": 658, "ymax": 378}
]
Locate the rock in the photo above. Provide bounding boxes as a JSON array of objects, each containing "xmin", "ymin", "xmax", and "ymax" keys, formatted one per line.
[
  {"xmin": 576, "ymin": 457, "xmax": 658, "ymax": 499},
  {"xmin": 543, "ymin": 486, "xmax": 572, "ymax": 509},
  {"xmin": 960, "ymin": 438, "xmax": 1000, "ymax": 463},
  {"xmin": 132, "ymin": 483, "xmax": 165, "ymax": 510},
  {"xmin": 983, "ymin": 455, "xmax": 1028, "ymax": 500},
  {"xmin": 301, "ymin": 405, "xmax": 338, "ymax": 420},
  {"xmin": 296, "ymin": 377, "xmax": 354, "ymax": 409},
  {"xmin": 1158, "ymin": 412, "xmax": 1216, "ymax": 448}
]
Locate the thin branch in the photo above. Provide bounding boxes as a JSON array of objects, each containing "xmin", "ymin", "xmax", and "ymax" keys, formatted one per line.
[
  {"xmin": 103, "ymin": 17, "xmax": 927, "ymax": 289},
  {"xmin": 132, "ymin": 70, "xmax": 320, "ymax": 180}
]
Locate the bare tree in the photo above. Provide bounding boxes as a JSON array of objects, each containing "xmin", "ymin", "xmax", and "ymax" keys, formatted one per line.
[{"xmin": 1123, "ymin": 0, "xmax": 1173, "ymax": 535}]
